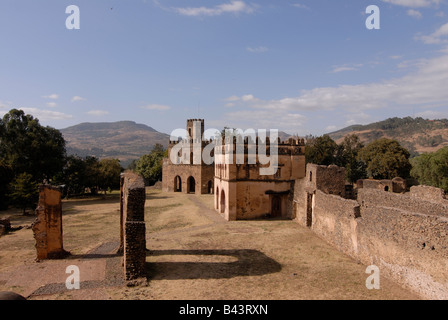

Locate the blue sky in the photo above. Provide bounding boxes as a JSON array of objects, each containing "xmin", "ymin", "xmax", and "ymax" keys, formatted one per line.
[{"xmin": 1, "ymin": 0, "xmax": 448, "ymax": 136}]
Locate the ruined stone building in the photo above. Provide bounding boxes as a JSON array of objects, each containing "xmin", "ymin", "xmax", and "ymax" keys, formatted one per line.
[
  {"xmin": 162, "ymin": 119, "xmax": 214, "ymax": 195},
  {"xmin": 214, "ymin": 137, "xmax": 306, "ymax": 220},
  {"xmin": 294, "ymin": 163, "xmax": 448, "ymax": 300},
  {"xmin": 161, "ymin": 119, "xmax": 448, "ymax": 299}
]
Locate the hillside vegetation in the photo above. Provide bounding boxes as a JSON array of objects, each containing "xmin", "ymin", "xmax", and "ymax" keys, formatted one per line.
[{"xmin": 328, "ymin": 117, "xmax": 448, "ymax": 156}]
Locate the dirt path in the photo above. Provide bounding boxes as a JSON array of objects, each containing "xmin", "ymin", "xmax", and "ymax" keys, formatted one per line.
[{"xmin": 0, "ymin": 190, "xmax": 420, "ymax": 300}]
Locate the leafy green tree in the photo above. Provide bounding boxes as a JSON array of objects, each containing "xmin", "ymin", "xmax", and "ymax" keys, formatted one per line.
[
  {"xmin": 135, "ymin": 144, "xmax": 166, "ymax": 185},
  {"xmin": 55, "ymin": 155, "xmax": 89, "ymax": 197},
  {"xmin": 305, "ymin": 135, "xmax": 339, "ymax": 165},
  {"xmin": 9, "ymin": 173, "xmax": 39, "ymax": 215},
  {"xmin": 84, "ymin": 156, "xmax": 101, "ymax": 194},
  {"xmin": 338, "ymin": 134, "xmax": 367, "ymax": 183},
  {"xmin": 0, "ymin": 109, "xmax": 66, "ymax": 183},
  {"xmin": 98, "ymin": 159, "xmax": 123, "ymax": 193},
  {"xmin": 411, "ymin": 147, "xmax": 448, "ymax": 192},
  {"xmin": 358, "ymin": 138, "xmax": 412, "ymax": 179},
  {"xmin": 0, "ymin": 162, "xmax": 13, "ymax": 210}
]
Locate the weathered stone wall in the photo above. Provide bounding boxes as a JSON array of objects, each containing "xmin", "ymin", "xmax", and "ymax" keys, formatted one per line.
[
  {"xmin": 32, "ymin": 185, "xmax": 69, "ymax": 260},
  {"xmin": 161, "ymin": 119, "xmax": 215, "ymax": 195},
  {"xmin": 214, "ymin": 139, "xmax": 305, "ymax": 220},
  {"xmin": 294, "ymin": 164, "xmax": 448, "ymax": 299},
  {"xmin": 120, "ymin": 172, "xmax": 147, "ymax": 281},
  {"xmin": 410, "ymin": 185, "xmax": 446, "ymax": 202}
]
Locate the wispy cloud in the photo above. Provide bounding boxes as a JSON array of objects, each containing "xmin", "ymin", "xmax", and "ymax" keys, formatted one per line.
[
  {"xmin": 141, "ymin": 104, "xmax": 171, "ymax": 111},
  {"xmin": 22, "ymin": 108, "xmax": 72, "ymax": 120},
  {"xmin": 171, "ymin": 1, "xmax": 256, "ymax": 17},
  {"xmin": 417, "ymin": 22, "xmax": 448, "ymax": 44},
  {"xmin": 71, "ymin": 96, "xmax": 86, "ymax": 102},
  {"xmin": 381, "ymin": 0, "xmax": 441, "ymax": 8},
  {"xmin": 42, "ymin": 94, "xmax": 59, "ymax": 100},
  {"xmin": 330, "ymin": 63, "xmax": 363, "ymax": 73},
  {"xmin": 331, "ymin": 66, "xmax": 358, "ymax": 73},
  {"xmin": 407, "ymin": 9, "xmax": 423, "ymax": 18},
  {"xmin": 292, "ymin": 3, "xmax": 310, "ymax": 10},
  {"xmin": 246, "ymin": 46, "xmax": 268, "ymax": 53},
  {"xmin": 223, "ymin": 51, "xmax": 448, "ymax": 129},
  {"xmin": 46, "ymin": 102, "xmax": 57, "ymax": 108},
  {"xmin": 87, "ymin": 110, "xmax": 109, "ymax": 116}
]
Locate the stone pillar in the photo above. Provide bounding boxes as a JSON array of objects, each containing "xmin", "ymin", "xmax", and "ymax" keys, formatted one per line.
[
  {"xmin": 32, "ymin": 185, "xmax": 69, "ymax": 260},
  {"xmin": 120, "ymin": 172, "xmax": 147, "ymax": 281}
]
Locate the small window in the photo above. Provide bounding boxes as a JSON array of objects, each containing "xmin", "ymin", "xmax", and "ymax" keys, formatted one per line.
[{"xmin": 309, "ymin": 171, "xmax": 313, "ymax": 182}]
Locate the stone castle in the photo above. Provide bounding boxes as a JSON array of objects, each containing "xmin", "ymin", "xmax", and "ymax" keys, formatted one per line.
[{"xmin": 162, "ymin": 119, "xmax": 448, "ymax": 300}]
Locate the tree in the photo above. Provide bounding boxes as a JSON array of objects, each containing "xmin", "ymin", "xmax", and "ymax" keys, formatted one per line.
[
  {"xmin": 338, "ymin": 134, "xmax": 367, "ymax": 183},
  {"xmin": 305, "ymin": 135, "xmax": 339, "ymax": 165},
  {"xmin": 411, "ymin": 147, "xmax": 448, "ymax": 192},
  {"xmin": 9, "ymin": 173, "xmax": 39, "ymax": 215},
  {"xmin": 55, "ymin": 155, "xmax": 89, "ymax": 197},
  {"xmin": 135, "ymin": 144, "xmax": 166, "ymax": 185},
  {"xmin": 98, "ymin": 159, "xmax": 123, "ymax": 193},
  {"xmin": 358, "ymin": 138, "xmax": 412, "ymax": 180},
  {"xmin": 0, "ymin": 109, "xmax": 66, "ymax": 183},
  {"xmin": 0, "ymin": 162, "xmax": 13, "ymax": 210}
]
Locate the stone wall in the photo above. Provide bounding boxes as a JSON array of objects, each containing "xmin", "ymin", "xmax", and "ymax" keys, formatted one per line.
[
  {"xmin": 32, "ymin": 185, "xmax": 69, "ymax": 260},
  {"xmin": 120, "ymin": 172, "xmax": 147, "ymax": 281},
  {"xmin": 294, "ymin": 164, "xmax": 448, "ymax": 299}
]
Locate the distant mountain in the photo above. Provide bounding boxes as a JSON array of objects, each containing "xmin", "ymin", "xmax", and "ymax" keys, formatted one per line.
[
  {"xmin": 328, "ymin": 117, "xmax": 448, "ymax": 156},
  {"xmin": 60, "ymin": 121, "xmax": 170, "ymax": 167}
]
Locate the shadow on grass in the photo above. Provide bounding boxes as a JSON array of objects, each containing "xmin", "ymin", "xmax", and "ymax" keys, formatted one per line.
[{"xmin": 145, "ymin": 249, "xmax": 282, "ymax": 280}]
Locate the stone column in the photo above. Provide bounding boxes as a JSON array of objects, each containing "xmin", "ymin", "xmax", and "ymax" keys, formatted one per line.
[
  {"xmin": 32, "ymin": 185, "xmax": 69, "ymax": 260},
  {"xmin": 120, "ymin": 172, "xmax": 147, "ymax": 281}
]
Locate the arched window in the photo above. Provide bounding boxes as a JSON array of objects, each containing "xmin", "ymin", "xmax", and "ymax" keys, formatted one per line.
[
  {"xmin": 174, "ymin": 176, "xmax": 182, "ymax": 192},
  {"xmin": 220, "ymin": 189, "xmax": 226, "ymax": 213},
  {"xmin": 187, "ymin": 176, "xmax": 196, "ymax": 193},
  {"xmin": 208, "ymin": 181, "xmax": 213, "ymax": 194},
  {"xmin": 216, "ymin": 187, "xmax": 219, "ymax": 209}
]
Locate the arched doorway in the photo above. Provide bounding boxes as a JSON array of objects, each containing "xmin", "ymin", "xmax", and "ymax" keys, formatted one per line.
[
  {"xmin": 187, "ymin": 176, "xmax": 196, "ymax": 194},
  {"xmin": 208, "ymin": 181, "xmax": 213, "ymax": 194},
  {"xmin": 220, "ymin": 189, "xmax": 225, "ymax": 213},
  {"xmin": 271, "ymin": 195, "xmax": 282, "ymax": 218},
  {"xmin": 174, "ymin": 176, "xmax": 182, "ymax": 192},
  {"xmin": 216, "ymin": 187, "xmax": 219, "ymax": 209}
]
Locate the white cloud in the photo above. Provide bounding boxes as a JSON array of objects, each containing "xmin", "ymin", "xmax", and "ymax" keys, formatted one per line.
[
  {"xmin": 87, "ymin": 110, "xmax": 109, "ymax": 116},
  {"xmin": 292, "ymin": 3, "xmax": 310, "ymax": 10},
  {"xmin": 141, "ymin": 104, "xmax": 171, "ymax": 111},
  {"xmin": 417, "ymin": 22, "xmax": 448, "ymax": 44},
  {"xmin": 225, "ymin": 95, "xmax": 240, "ymax": 102},
  {"xmin": 381, "ymin": 0, "xmax": 441, "ymax": 8},
  {"xmin": 225, "ymin": 52, "xmax": 448, "ymax": 120},
  {"xmin": 407, "ymin": 9, "xmax": 423, "ymax": 18},
  {"xmin": 224, "ymin": 109, "xmax": 306, "ymax": 132},
  {"xmin": 415, "ymin": 109, "xmax": 448, "ymax": 119},
  {"xmin": 71, "ymin": 96, "xmax": 86, "ymax": 102},
  {"xmin": 246, "ymin": 46, "xmax": 268, "ymax": 53},
  {"xmin": 46, "ymin": 102, "xmax": 57, "ymax": 108},
  {"xmin": 325, "ymin": 125, "xmax": 338, "ymax": 132},
  {"xmin": 389, "ymin": 55, "xmax": 403, "ymax": 60},
  {"xmin": 172, "ymin": 1, "xmax": 256, "ymax": 17},
  {"xmin": 42, "ymin": 94, "xmax": 59, "ymax": 100},
  {"xmin": 22, "ymin": 108, "xmax": 72, "ymax": 120},
  {"xmin": 331, "ymin": 66, "xmax": 358, "ymax": 73}
]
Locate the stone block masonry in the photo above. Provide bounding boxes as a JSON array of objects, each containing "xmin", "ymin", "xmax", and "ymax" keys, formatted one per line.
[
  {"xmin": 294, "ymin": 163, "xmax": 448, "ymax": 300},
  {"xmin": 32, "ymin": 185, "xmax": 69, "ymax": 260},
  {"xmin": 119, "ymin": 172, "xmax": 147, "ymax": 281}
]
